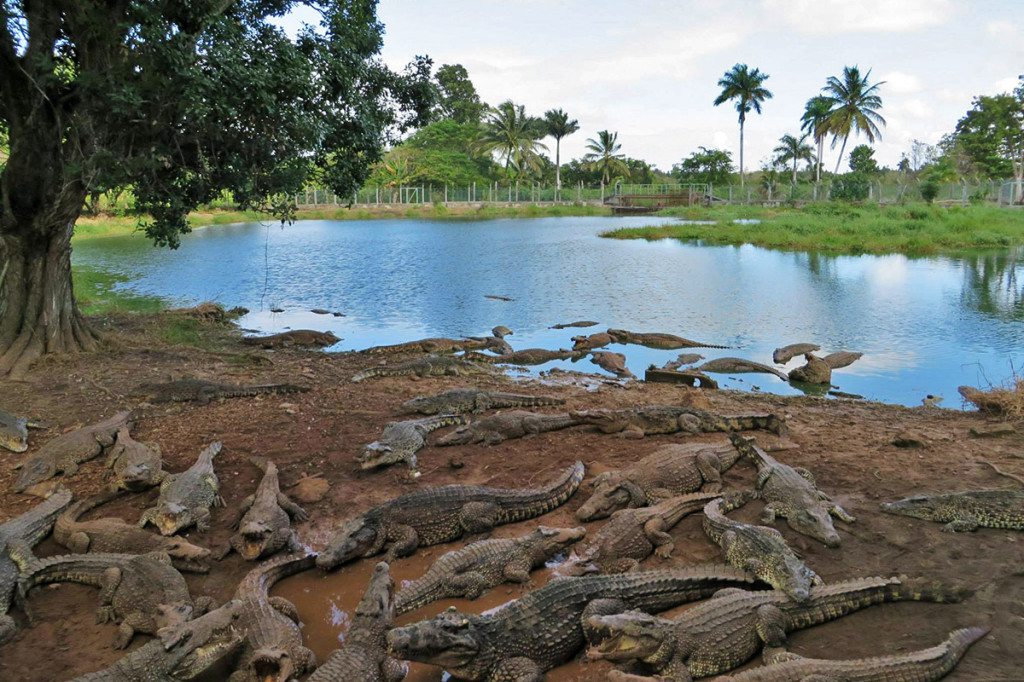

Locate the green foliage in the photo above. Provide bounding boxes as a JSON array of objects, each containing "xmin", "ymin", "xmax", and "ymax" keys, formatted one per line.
[
  {"xmin": 920, "ymin": 179, "xmax": 940, "ymax": 204},
  {"xmin": 848, "ymin": 145, "xmax": 880, "ymax": 174},
  {"xmin": 713, "ymin": 64, "xmax": 773, "ymax": 124},
  {"xmin": 821, "ymin": 66, "xmax": 886, "ymax": 173},
  {"xmin": 542, "ymin": 109, "xmax": 580, "ymax": 142},
  {"xmin": 773, "ymin": 134, "xmax": 814, "ymax": 183},
  {"xmin": 73, "ymin": 267, "xmax": 165, "ymax": 315},
  {"xmin": 368, "ymin": 120, "xmax": 495, "ymax": 187},
  {"xmin": 433, "ymin": 64, "xmax": 487, "ymax": 124},
  {"xmin": 949, "ymin": 94, "xmax": 1024, "ymax": 179},
  {"xmin": 672, "ymin": 147, "xmax": 734, "ymax": 186},
  {"xmin": 584, "ymin": 130, "xmax": 629, "ymax": 184},
  {"xmin": 477, "ymin": 101, "xmax": 548, "ymax": 178},
  {"xmin": 831, "ymin": 172, "xmax": 871, "ymax": 201}
]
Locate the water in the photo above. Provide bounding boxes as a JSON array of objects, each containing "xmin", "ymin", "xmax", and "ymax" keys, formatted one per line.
[{"xmin": 73, "ymin": 216, "xmax": 1024, "ymax": 407}]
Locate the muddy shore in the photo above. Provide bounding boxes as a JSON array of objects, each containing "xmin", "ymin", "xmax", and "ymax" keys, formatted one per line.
[{"xmin": 0, "ymin": 314, "xmax": 1021, "ymax": 680}]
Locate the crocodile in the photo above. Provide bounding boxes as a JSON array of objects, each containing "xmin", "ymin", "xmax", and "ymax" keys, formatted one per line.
[
  {"xmin": 0, "ymin": 487, "xmax": 73, "ymax": 644},
  {"xmin": 385, "ymin": 565, "xmax": 758, "ymax": 681},
  {"xmin": 137, "ymin": 379, "xmax": 309, "ymax": 405},
  {"xmin": 351, "ymin": 355, "xmax": 493, "ymax": 382},
  {"xmin": 565, "ymin": 493, "xmax": 721, "ymax": 575},
  {"xmin": 550, "ymin": 320, "xmax": 599, "ymax": 329},
  {"xmin": 307, "ymin": 562, "xmax": 406, "ymax": 682},
  {"xmin": 358, "ymin": 415, "xmax": 468, "ymax": 471},
  {"xmin": 577, "ymin": 443, "xmax": 742, "ymax": 521},
  {"xmin": 13, "ymin": 411, "xmax": 132, "ymax": 492},
  {"xmin": 68, "ymin": 601, "xmax": 246, "ymax": 682},
  {"xmin": 663, "ymin": 353, "xmax": 705, "ymax": 370},
  {"xmin": 394, "ymin": 525, "xmax": 586, "ymax": 615},
  {"xmin": 708, "ymin": 626, "xmax": 987, "ymax": 682},
  {"xmin": 219, "ymin": 459, "xmax": 308, "ymax": 561},
  {"xmin": 585, "ymin": 575, "xmax": 969, "ymax": 680},
  {"xmin": 465, "ymin": 335, "xmax": 515, "ymax": 355},
  {"xmin": 881, "ymin": 488, "xmax": 1024, "ymax": 531},
  {"xmin": 363, "ymin": 337, "xmax": 492, "ymax": 355},
  {"xmin": 139, "ymin": 442, "xmax": 224, "ymax": 536},
  {"xmin": 463, "ymin": 348, "xmax": 585, "ymax": 365},
  {"xmin": 227, "ymin": 551, "xmax": 319, "ymax": 682},
  {"xmin": 787, "ymin": 354, "xmax": 832, "ymax": 385},
  {"xmin": 570, "ymin": 406, "xmax": 786, "ymax": 440},
  {"xmin": 703, "ymin": 492, "xmax": 821, "ymax": 602},
  {"xmin": 730, "ymin": 434, "xmax": 854, "ymax": 547},
  {"xmin": 19, "ymin": 551, "xmax": 213, "ymax": 648},
  {"xmin": 696, "ymin": 358, "xmax": 790, "ymax": 380},
  {"xmin": 400, "ymin": 388, "xmax": 566, "ymax": 415},
  {"xmin": 316, "ymin": 461, "xmax": 585, "ymax": 570},
  {"xmin": 0, "ymin": 408, "xmax": 30, "ymax": 453},
  {"xmin": 571, "ymin": 332, "xmax": 614, "ymax": 351},
  {"xmin": 771, "ymin": 343, "xmax": 820, "ymax": 365},
  {"xmin": 106, "ymin": 427, "xmax": 165, "ymax": 492},
  {"xmin": 241, "ymin": 330, "xmax": 340, "ymax": 348},
  {"xmin": 591, "ymin": 351, "xmax": 636, "ymax": 378},
  {"xmin": 55, "ymin": 493, "xmax": 211, "ymax": 573},
  {"xmin": 491, "ymin": 325, "xmax": 513, "ymax": 338},
  {"xmin": 435, "ymin": 410, "xmax": 582, "ymax": 446},
  {"xmin": 822, "ymin": 350, "xmax": 863, "ymax": 369},
  {"xmin": 607, "ymin": 329, "xmax": 730, "ymax": 350}
]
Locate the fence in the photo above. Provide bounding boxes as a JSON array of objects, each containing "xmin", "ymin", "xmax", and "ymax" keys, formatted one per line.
[{"xmin": 295, "ymin": 182, "xmax": 610, "ymax": 207}]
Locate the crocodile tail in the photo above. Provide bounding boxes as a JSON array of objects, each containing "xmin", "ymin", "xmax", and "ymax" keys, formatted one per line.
[
  {"xmin": 61, "ymin": 490, "xmax": 119, "ymax": 524},
  {"xmin": 496, "ymin": 461, "xmax": 586, "ymax": 522},
  {"xmin": 422, "ymin": 415, "xmax": 469, "ymax": 432},
  {"xmin": 351, "ymin": 367, "xmax": 383, "ymax": 382},
  {"xmin": 726, "ymin": 432, "xmax": 763, "ymax": 465},
  {"xmin": 930, "ymin": 627, "xmax": 989, "ymax": 671},
  {"xmin": 236, "ymin": 552, "xmax": 318, "ymax": 598},
  {"xmin": 891, "ymin": 576, "xmax": 973, "ymax": 603},
  {"xmin": 702, "ymin": 491, "xmax": 757, "ymax": 542},
  {"xmin": 20, "ymin": 553, "xmax": 126, "ymax": 593},
  {"xmin": 250, "ymin": 383, "xmax": 309, "ymax": 396},
  {"xmin": 16, "ymin": 487, "xmax": 74, "ymax": 546},
  {"xmin": 717, "ymin": 413, "xmax": 787, "ymax": 436},
  {"xmin": 197, "ymin": 441, "xmax": 223, "ymax": 466}
]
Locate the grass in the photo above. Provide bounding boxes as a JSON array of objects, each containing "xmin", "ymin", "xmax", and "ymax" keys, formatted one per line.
[
  {"xmin": 601, "ymin": 203, "xmax": 1024, "ymax": 255},
  {"xmin": 73, "ymin": 266, "xmax": 165, "ymax": 315}
]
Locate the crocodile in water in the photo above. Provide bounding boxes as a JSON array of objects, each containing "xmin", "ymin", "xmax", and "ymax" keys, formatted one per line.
[
  {"xmin": 590, "ymin": 351, "xmax": 636, "ymax": 378},
  {"xmin": 703, "ymin": 492, "xmax": 821, "ymax": 602},
  {"xmin": 607, "ymin": 329, "xmax": 729, "ymax": 350},
  {"xmin": 400, "ymin": 388, "xmax": 566, "ymax": 415},
  {"xmin": 822, "ymin": 350, "xmax": 863, "ymax": 369},
  {"xmin": 385, "ymin": 565, "xmax": 757, "ymax": 681},
  {"xmin": 731, "ymin": 434, "xmax": 854, "ymax": 547},
  {"xmin": 362, "ymin": 337, "xmax": 491, "ymax": 355},
  {"xmin": 394, "ymin": 525, "xmax": 586, "ymax": 614},
  {"xmin": 577, "ymin": 443, "xmax": 741, "ymax": 521},
  {"xmin": 696, "ymin": 358, "xmax": 790, "ymax": 380},
  {"xmin": 139, "ymin": 442, "xmax": 224, "ymax": 536},
  {"xmin": 463, "ymin": 348, "xmax": 585, "ymax": 365},
  {"xmin": 571, "ymin": 406, "xmax": 786, "ymax": 440},
  {"xmin": 106, "ymin": 427, "xmax": 165, "ymax": 492},
  {"xmin": 218, "ymin": 458, "xmax": 308, "ymax": 561},
  {"xmin": 435, "ymin": 410, "xmax": 582, "ymax": 446},
  {"xmin": 13, "ymin": 411, "xmax": 132, "ymax": 492},
  {"xmin": 357, "ymin": 415, "xmax": 467, "ymax": 471},
  {"xmin": 137, "ymin": 379, "xmax": 309, "ymax": 405},
  {"xmin": 771, "ymin": 343, "xmax": 820, "ymax": 364},
  {"xmin": 316, "ymin": 462, "xmax": 585, "ymax": 570},
  {"xmin": 550, "ymin": 320, "xmax": 599, "ymax": 329},
  {"xmin": 571, "ymin": 332, "xmax": 614, "ymax": 351},
  {"xmin": 351, "ymin": 355, "xmax": 492, "ymax": 382},
  {"xmin": 881, "ymin": 488, "xmax": 1024, "ymax": 531}
]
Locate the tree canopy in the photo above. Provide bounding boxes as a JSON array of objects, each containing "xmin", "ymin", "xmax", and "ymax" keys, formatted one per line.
[
  {"xmin": 433, "ymin": 63, "xmax": 487, "ymax": 124},
  {"xmin": 848, "ymin": 145, "xmax": 880, "ymax": 175},
  {"xmin": 949, "ymin": 93, "xmax": 1024, "ymax": 180},
  {"xmin": 672, "ymin": 147, "xmax": 734, "ymax": 186}
]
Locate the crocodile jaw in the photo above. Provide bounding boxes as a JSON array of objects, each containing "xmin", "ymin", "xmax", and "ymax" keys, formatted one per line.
[
  {"xmin": 880, "ymin": 496, "xmax": 940, "ymax": 522},
  {"xmin": 584, "ymin": 614, "xmax": 666, "ymax": 662},
  {"xmin": 386, "ymin": 610, "xmax": 483, "ymax": 672},
  {"xmin": 12, "ymin": 458, "xmax": 56, "ymax": 492},
  {"xmin": 357, "ymin": 443, "xmax": 400, "ymax": 470},
  {"xmin": 0, "ymin": 424, "xmax": 28, "ymax": 453}
]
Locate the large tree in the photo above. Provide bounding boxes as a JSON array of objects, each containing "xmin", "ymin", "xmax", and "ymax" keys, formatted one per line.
[
  {"xmin": 433, "ymin": 63, "xmax": 486, "ymax": 124},
  {"xmin": 477, "ymin": 101, "xmax": 548, "ymax": 178},
  {"xmin": 713, "ymin": 63, "xmax": 772, "ymax": 187},
  {"xmin": 584, "ymin": 130, "xmax": 629, "ymax": 188},
  {"xmin": 542, "ymin": 108, "xmax": 579, "ymax": 191},
  {"xmin": 800, "ymin": 95, "xmax": 833, "ymax": 183},
  {"xmin": 822, "ymin": 66, "xmax": 886, "ymax": 174},
  {"xmin": 0, "ymin": 1, "xmax": 431, "ymax": 377},
  {"xmin": 672, "ymin": 147, "xmax": 734, "ymax": 187},
  {"xmin": 950, "ymin": 93, "xmax": 1023, "ymax": 187},
  {"xmin": 773, "ymin": 133, "xmax": 814, "ymax": 185}
]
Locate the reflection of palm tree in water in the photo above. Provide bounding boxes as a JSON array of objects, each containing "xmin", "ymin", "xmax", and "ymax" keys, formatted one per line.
[{"xmin": 961, "ymin": 249, "xmax": 1024, "ymax": 321}]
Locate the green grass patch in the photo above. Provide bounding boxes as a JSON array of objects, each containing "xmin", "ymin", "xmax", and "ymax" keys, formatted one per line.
[
  {"xmin": 73, "ymin": 266, "xmax": 165, "ymax": 315},
  {"xmin": 602, "ymin": 204, "xmax": 1024, "ymax": 255}
]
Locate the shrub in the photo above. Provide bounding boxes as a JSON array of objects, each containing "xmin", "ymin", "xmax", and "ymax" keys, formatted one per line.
[
  {"xmin": 830, "ymin": 173, "xmax": 870, "ymax": 202},
  {"xmin": 920, "ymin": 179, "xmax": 940, "ymax": 204}
]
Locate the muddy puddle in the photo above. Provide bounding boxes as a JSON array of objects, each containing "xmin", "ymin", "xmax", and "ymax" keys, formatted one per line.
[{"xmin": 273, "ymin": 539, "xmax": 598, "ymax": 680}]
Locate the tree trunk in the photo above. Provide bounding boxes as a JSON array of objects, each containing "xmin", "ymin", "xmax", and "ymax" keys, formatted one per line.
[
  {"xmin": 739, "ymin": 120, "xmax": 745, "ymax": 188},
  {"xmin": 816, "ymin": 137, "xmax": 823, "ymax": 183},
  {"xmin": 555, "ymin": 138, "xmax": 562, "ymax": 191},
  {"xmin": 792, "ymin": 160, "xmax": 798, "ymax": 186},
  {"xmin": 834, "ymin": 135, "xmax": 849, "ymax": 175},
  {"xmin": 0, "ymin": 220, "xmax": 99, "ymax": 378}
]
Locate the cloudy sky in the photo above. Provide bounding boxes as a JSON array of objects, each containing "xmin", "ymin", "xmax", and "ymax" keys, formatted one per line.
[{"xmin": 284, "ymin": 0, "xmax": 1023, "ymax": 173}]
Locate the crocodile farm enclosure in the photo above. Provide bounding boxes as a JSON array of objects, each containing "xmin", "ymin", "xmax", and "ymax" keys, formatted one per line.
[{"xmin": 0, "ymin": 306, "xmax": 1022, "ymax": 681}]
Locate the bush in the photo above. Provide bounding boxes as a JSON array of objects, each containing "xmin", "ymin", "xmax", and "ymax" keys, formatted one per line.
[
  {"xmin": 830, "ymin": 173, "xmax": 870, "ymax": 202},
  {"xmin": 920, "ymin": 179, "xmax": 940, "ymax": 204}
]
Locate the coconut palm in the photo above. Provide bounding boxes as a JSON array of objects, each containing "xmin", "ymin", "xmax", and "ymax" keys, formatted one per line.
[
  {"xmin": 477, "ymin": 100, "xmax": 548, "ymax": 177},
  {"xmin": 801, "ymin": 95, "xmax": 833, "ymax": 183},
  {"xmin": 713, "ymin": 64, "xmax": 773, "ymax": 187},
  {"xmin": 821, "ymin": 66, "xmax": 886, "ymax": 174},
  {"xmin": 584, "ymin": 130, "xmax": 629, "ymax": 189},
  {"xmin": 543, "ymin": 109, "xmax": 579, "ymax": 190},
  {"xmin": 773, "ymin": 133, "xmax": 815, "ymax": 185}
]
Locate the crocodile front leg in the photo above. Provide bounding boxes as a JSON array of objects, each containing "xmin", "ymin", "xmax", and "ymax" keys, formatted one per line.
[
  {"xmin": 695, "ymin": 453, "xmax": 725, "ymax": 492},
  {"xmin": 459, "ymin": 502, "xmax": 500, "ymax": 535},
  {"xmin": 65, "ymin": 531, "xmax": 93, "ymax": 553},
  {"xmin": 277, "ymin": 493, "xmax": 308, "ymax": 521},
  {"xmin": 754, "ymin": 603, "xmax": 788, "ymax": 662},
  {"xmin": 384, "ymin": 525, "xmax": 420, "ymax": 560},
  {"xmin": 269, "ymin": 596, "xmax": 302, "ymax": 625},
  {"xmin": 96, "ymin": 566, "xmax": 123, "ymax": 624},
  {"xmin": 502, "ymin": 557, "xmax": 533, "ymax": 583},
  {"xmin": 491, "ymin": 656, "xmax": 544, "ymax": 682},
  {"xmin": 943, "ymin": 517, "xmax": 981, "ymax": 532},
  {"xmin": 230, "ymin": 495, "xmax": 256, "ymax": 529},
  {"xmin": 760, "ymin": 503, "xmax": 781, "ymax": 524},
  {"xmin": 643, "ymin": 518, "xmax": 675, "ymax": 559},
  {"xmin": 829, "ymin": 503, "xmax": 856, "ymax": 523},
  {"xmin": 448, "ymin": 571, "xmax": 490, "ymax": 600}
]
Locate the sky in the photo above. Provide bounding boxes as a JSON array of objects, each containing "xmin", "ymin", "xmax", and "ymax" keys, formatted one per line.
[{"xmin": 282, "ymin": 0, "xmax": 1024, "ymax": 173}]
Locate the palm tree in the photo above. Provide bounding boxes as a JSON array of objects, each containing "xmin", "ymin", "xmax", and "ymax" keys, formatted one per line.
[
  {"xmin": 543, "ymin": 108, "xmax": 579, "ymax": 191},
  {"xmin": 821, "ymin": 66, "xmax": 886, "ymax": 174},
  {"xmin": 773, "ymin": 133, "xmax": 815, "ymax": 185},
  {"xmin": 713, "ymin": 64, "xmax": 773, "ymax": 187},
  {"xmin": 800, "ymin": 95, "xmax": 833, "ymax": 183},
  {"xmin": 477, "ymin": 100, "xmax": 548, "ymax": 178},
  {"xmin": 583, "ymin": 130, "xmax": 629, "ymax": 190}
]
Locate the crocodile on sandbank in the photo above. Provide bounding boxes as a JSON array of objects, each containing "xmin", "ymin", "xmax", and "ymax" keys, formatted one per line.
[
  {"xmin": 316, "ymin": 462, "xmax": 585, "ymax": 570},
  {"xmin": 590, "ymin": 351, "xmax": 635, "ymax": 378},
  {"xmin": 463, "ymin": 348, "xmax": 584, "ymax": 365},
  {"xmin": 137, "ymin": 379, "xmax": 308, "ymax": 405},
  {"xmin": 351, "ymin": 355, "xmax": 492, "ymax": 382},
  {"xmin": 607, "ymin": 329, "xmax": 729, "ymax": 350},
  {"xmin": 696, "ymin": 358, "xmax": 790, "ymax": 380},
  {"xmin": 0, "ymin": 409, "xmax": 31, "ymax": 453},
  {"xmin": 400, "ymin": 388, "xmax": 565, "ymax": 415},
  {"xmin": 219, "ymin": 458, "xmax": 308, "ymax": 561},
  {"xmin": 881, "ymin": 488, "xmax": 1024, "ymax": 531},
  {"xmin": 139, "ymin": 442, "xmax": 224, "ymax": 536},
  {"xmin": 357, "ymin": 415, "xmax": 467, "ymax": 471},
  {"xmin": 106, "ymin": 427, "xmax": 165, "ymax": 492},
  {"xmin": 435, "ymin": 410, "xmax": 582, "ymax": 445},
  {"xmin": 571, "ymin": 406, "xmax": 786, "ymax": 439},
  {"xmin": 13, "ymin": 411, "xmax": 132, "ymax": 492},
  {"xmin": 241, "ymin": 330, "xmax": 340, "ymax": 348}
]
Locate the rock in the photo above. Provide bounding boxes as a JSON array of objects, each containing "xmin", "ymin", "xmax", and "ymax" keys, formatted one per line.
[
  {"xmin": 447, "ymin": 457, "xmax": 465, "ymax": 470},
  {"xmin": 788, "ymin": 354, "xmax": 832, "ymax": 385},
  {"xmin": 970, "ymin": 423, "xmax": 1016, "ymax": 438},
  {"xmin": 893, "ymin": 430, "xmax": 929, "ymax": 448},
  {"xmin": 290, "ymin": 476, "xmax": 330, "ymax": 503},
  {"xmin": 279, "ymin": 402, "xmax": 298, "ymax": 415},
  {"xmin": 270, "ymin": 307, "xmax": 284, "ymax": 313},
  {"xmin": 492, "ymin": 325, "xmax": 513, "ymax": 338},
  {"xmin": 311, "ymin": 308, "xmax": 330, "ymax": 315},
  {"xmin": 332, "ymin": 312, "xmax": 346, "ymax": 317}
]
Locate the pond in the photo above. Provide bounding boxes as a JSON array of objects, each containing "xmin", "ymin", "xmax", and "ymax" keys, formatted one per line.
[{"xmin": 73, "ymin": 216, "xmax": 1024, "ymax": 407}]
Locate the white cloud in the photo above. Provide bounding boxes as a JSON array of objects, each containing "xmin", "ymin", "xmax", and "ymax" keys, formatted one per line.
[
  {"xmin": 880, "ymin": 71, "xmax": 923, "ymax": 94},
  {"xmin": 994, "ymin": 76, "xmax": 1022, "ymax": 93},
  {"xmin": 762, "ymin": 0, "xmax": 954, "ymax": 34},
  {"xmin": 986, "ymin": 20, "xmax": 1016, "ymax": 38}
]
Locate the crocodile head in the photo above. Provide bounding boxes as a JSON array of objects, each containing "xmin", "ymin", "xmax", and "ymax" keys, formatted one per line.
[
  {"xmin": 236, "ymin": 521, "xmax": 278, "ymax": 561},
  {"xmin": 772, "ymin": 554, "xmax": 821, "ymax": 603},
  {"xmin": 584, "ymin": 611, "xmax": 673, "ymax": 664},
  {"xmin": 12, "ymin": 456, "xmax": 57, "ymax": 492},
  {"xmin": 170, "ymin": 632, "xmax": 244, "ymax": 681},
  {"xmin": 151, "ymin": 502, "xmax": 195, "ymax": 536},
  {"xmin": 357, "ymin": 441, "xmax": 402, "ymax": 470},
  {"xmin": 576, "ymin": 474, "xmax": 645, "ymax": 521},
  {"xmin": 386, "ymin": 607, "xmax": 488, "ymax": 676},
  {"xmin": 880, "ymin": 495, "xmax": 943, "ymax": 521},
  {"xmin": 786, "ymin": 507, "xmax": 842, "ymax": 548},
  {"xmin": 0, "ymin": 414, "xmax": 29, "ymax": 453},
  {"xmin": 156, "ymin": 602, "xmax": 197, "ymax": 631},
  {"xmin": 248, "ymin": 646, "xmax": 298, "ymax": 682},
  {"xmin": 113, "ymin": 462, "xmax": 160, "ymax": 492},
  {"xmin": 435, "ymin": 426, "xmax": 473, "ymax": 446},
  {"xmin": 354, "ymin": 561, "xmax": 396, "ymax": 633},
  {"xmin": 316, "ymin": 516, "xmax": 380, "ymax": 571},
  {"xmin": 399, "ymin": 396, "xmax": 436, "ymax": 414},
  {"xmin": 532, "ymin": 525, "xmax": 587, "ymax": 559},
  {"xmin": 164, "ymin": 537, "xmax": 212, "ymax": 572}
]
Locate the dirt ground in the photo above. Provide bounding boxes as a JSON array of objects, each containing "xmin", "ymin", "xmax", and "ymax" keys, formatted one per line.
[{"xmin": 0, "ymin": 314, "xmax": 1022, "ymax": 681}]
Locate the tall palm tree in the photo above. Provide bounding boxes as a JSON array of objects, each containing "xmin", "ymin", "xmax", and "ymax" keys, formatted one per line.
[
  {"xmin": 713, "ymin": 64, "xmax": 772, "ymax": 187},
  {"xmin": 543, "ymin": 108, "xmax": 579, "ymax": 190},
  {"xmin": 821, "ymin": 66, "xmax": 886, "ymax": 174},
  {"xmin": 801, "ymin": 95, "xmax": 833, "ymax": 183},
  {"xmin": 477, "ymin": 100, "xmax": 548, "ymax": 178},
  {"xmin": 584, "ymin": 130, "xmax": 629, "ymax": 189},
  {"xmin": 773, "ymin": 133, "xmax": 815, "ymax": 185}
]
